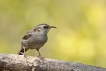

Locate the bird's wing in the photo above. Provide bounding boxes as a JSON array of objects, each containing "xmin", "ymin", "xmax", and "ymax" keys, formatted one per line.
[{"xmin": 22, "ymin": 29, "xmax": 35, "ymax": 40}]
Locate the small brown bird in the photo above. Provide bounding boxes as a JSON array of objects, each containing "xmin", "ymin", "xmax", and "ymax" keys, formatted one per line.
[{"xmin": 18, "ymin": 23, "xmax": 56, "ymax": 57}]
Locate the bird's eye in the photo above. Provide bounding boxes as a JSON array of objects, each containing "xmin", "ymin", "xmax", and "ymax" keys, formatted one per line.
[{"xmin": 43, "ymin": 26, "xmax": 48, "ymax": 29}]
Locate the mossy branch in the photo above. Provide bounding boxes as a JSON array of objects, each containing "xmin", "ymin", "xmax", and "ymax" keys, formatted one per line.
[{"xmin": 0, "ymin": 54, "xmax": 105, "ymax": 71}]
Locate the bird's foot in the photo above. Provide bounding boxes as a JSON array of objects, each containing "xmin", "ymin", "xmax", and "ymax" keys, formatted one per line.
[{"xmin": 37, "ymin": 55, "xmax": 44, "ymax": 60}]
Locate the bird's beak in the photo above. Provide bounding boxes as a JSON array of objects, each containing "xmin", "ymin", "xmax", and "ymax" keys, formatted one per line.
[{"xmin": 50, "ymin": 26, "xmax": 56, "ymax": 28}]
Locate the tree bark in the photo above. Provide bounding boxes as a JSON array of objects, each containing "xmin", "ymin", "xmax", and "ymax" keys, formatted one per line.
[{"xmin": 0, "ymin": 54, "xmax": 105, "ymax": 71}]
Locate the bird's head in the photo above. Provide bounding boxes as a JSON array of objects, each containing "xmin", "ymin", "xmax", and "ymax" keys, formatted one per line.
[{"xmin": 35, "ymin": 23, "xmax": 56, "ymax": 35}]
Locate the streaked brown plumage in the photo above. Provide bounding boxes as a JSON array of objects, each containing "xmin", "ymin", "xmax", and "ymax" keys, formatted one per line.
[{"xmin": 18, "ymin": 24, "xmax": 56, "ymax": 56}]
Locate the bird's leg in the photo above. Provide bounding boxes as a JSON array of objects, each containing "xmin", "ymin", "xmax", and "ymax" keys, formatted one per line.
[
  {"xmin": 36, "ymin": 49, "xmax": 45, "ymax": 60},
  {"xmin": 36, "ymin": 49, "xmax": 41, "ymax": 57},
  {"xmin": 23, "ymin": 46, "xmax": 28, "ymax": 63},
  {"xmin": 23, "ymin": 46, "xmax": 26, "ymax": 57}
]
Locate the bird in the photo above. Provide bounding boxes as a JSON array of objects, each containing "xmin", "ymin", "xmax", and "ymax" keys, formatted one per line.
[{"xmin": 18, "ymin": 23, "xmax": 56, "ymax": 57}]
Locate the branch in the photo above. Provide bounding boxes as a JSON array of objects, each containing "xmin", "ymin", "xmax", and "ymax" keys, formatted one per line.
[{"xmin": 0, "ymin": 54, "xmax": 105, "ymax": 71}]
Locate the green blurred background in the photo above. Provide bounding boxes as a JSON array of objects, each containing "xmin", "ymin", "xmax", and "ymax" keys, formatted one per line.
[{"xmin": 0, "ymin": 0, "xmax": 106, "ymax": 68}]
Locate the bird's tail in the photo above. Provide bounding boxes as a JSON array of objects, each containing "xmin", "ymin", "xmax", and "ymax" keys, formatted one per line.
[{"xmin": 18, "ymin": 48, "xmax": 28, "ymax": 55}]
